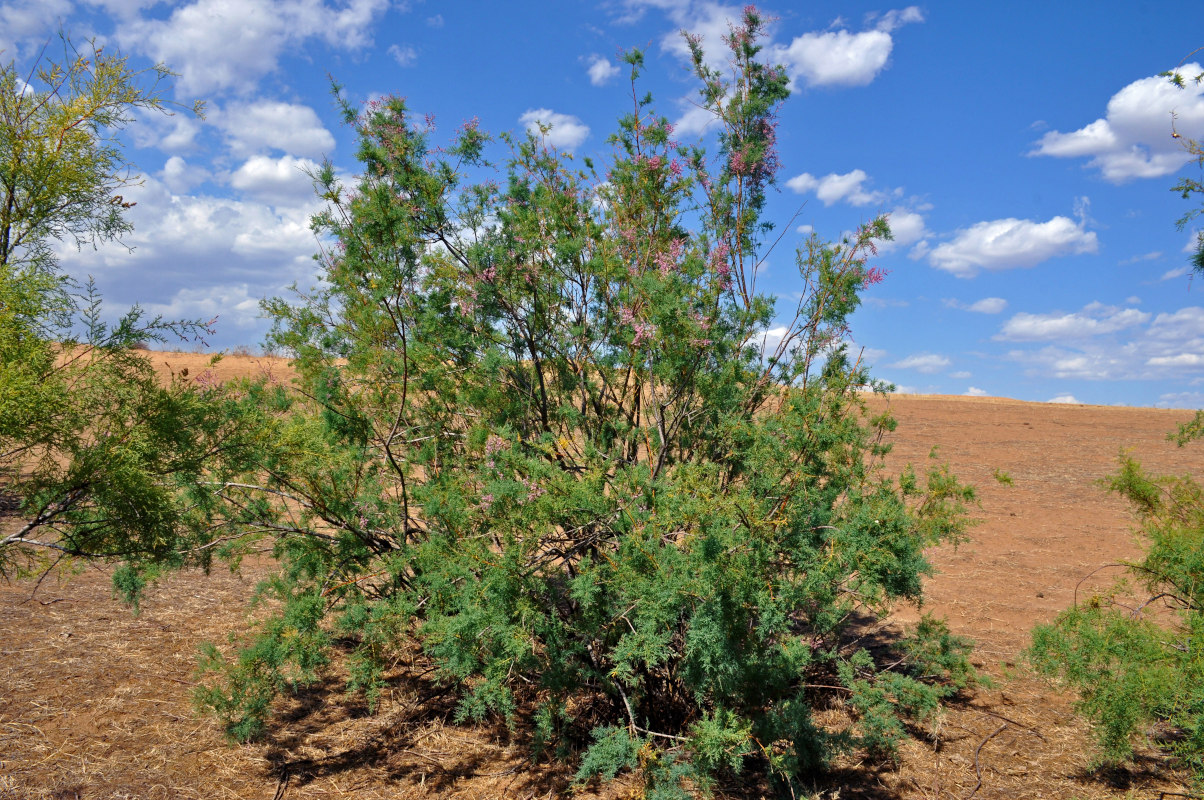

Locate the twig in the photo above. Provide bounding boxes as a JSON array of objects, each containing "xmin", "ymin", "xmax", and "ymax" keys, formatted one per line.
[
  {"xmin": 962, "ymin": 723, "xmax": 1007, "ymax": 800},
  {"xmin": 272, "ymin": 768, "xmax": 289, "ymax": 800},
  {"xmin": 975, "ymin": 709, "xmax": 1047, "ymax": 741}
]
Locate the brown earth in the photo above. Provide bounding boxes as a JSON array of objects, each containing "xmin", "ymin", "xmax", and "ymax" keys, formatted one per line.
[{"xmin": 1, "ymin": 351, "xmax": 1201, "ymax": 799}]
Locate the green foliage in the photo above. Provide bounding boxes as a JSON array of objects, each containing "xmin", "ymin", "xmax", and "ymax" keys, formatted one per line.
[
  {"xmin": 1030, "ymin": 453, "xmax": 1204, "ymax": 776},
  {"xmin": 197, "ymin": 8, "xmax": 977, "ymax": 792},
  {"xmin": 1, "ymin": 33, "xmax": 202, "ymax": 274},
  {"xmin": 992, "ymin": 468, "xmax": 1014, "ymax": 486},
  {"xmin": 0, "ymin": 37, "xmax": 256, "ymax": 598}
]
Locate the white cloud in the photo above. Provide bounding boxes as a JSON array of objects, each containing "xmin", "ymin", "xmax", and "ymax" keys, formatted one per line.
[
  {"xmin": 673, "ymin": 98, "xmax": 721, "ymax": 137},
  {"xmin": 1119, "ymin": 250, "xmax": 1163, "ymax": 265},
  {"xmin": 519, "ymin": 108, "xmax": 590, "ymax": 150},
  {"xmin": 1003, "ymin": 306, "xmax": 1204, "ymax": 381},
  {"xmin": 645, "ymin": 2, "xmax": 917, "ymax": 88},
  {"xmin": 964, "ymin": 386, "xmax": 988, "ymax": 397},
  {"xmin": 0, "ymin": 0, "xmax": 72, "ymax": 59},
  {"xmin": 1187, "ymin": 229, "xmax": 1203, "ymax": 253},
  {"xmin": 771, "ymin": 29, "xmax": 894, "ymax": 88},
  {"xmin": 388, "ymin": 43, "xmax": 417, "ymax": 67},
  {"xmin": 870, "ymin": 6, "xmax": 924, "ymax": 31},
  {"xmin": 928, "ymin": 215, "xmax": 1098, "ymax": 277},
  {"xmin": 945, "ymin": 296, "xmax": 1008, "ymax": 314},
  {"xmin": 1157, "ymin": 390, "xmax": 1204, "ymax": 409},
  {"xmin": 949, "ymin": 370, "xmax": 972, "ymax": 379},
  {"xmin": 1031, "ymin": 63, "xmax": 1204, "ymax": 182},
  {"xmin": 586, "ymin": 54, "xmax": 621, "ymax": 86},
  {"xmin": 229, "ymin": 155, "xmax": 320, "ymax": 207},
  {"xmin": 880, "ymin": 208, "xmax": 927, "ymax": 250},
  {"xmin": 160, "ymin": 156, "xmax": 210, "ymax": 194},
  {"xmin": 968, "ymin": 297, "xmax": 1008, "ymax": 314},
  {"xmin": 1146, "ymin": 306, "xmax": 1204, "ymax": 341},
  {"xmin": 786, "ymin": 169, "xmax": 889, "ymax": 206},
  {"xmin": 1161, "ymin": 266, "xmax": 1191, "ymax": 281},
  {"xmin": 889, "ymin": 352, "xmax": 950, "ymax": 373},
  {"xmin": 146, "ymin": 283, "xmax": 265, "ymax": 330},
  {"xmin": 996, "ymin": 302, "xmax": 1150, "ymax": 342},
  {"xmin": 1047, "ymin": 394, "xmax": 1081, "ymax": 404},
  {"xmin": 767, "ymin": 8, "xmax": 922, "ymax": 90},
  {"xmin": 118, "ymin": 0, "xmax": 391, "ymax": 97},
  {"xmin": 426, "ymin": 13, "xmax": 443, "ymax": 27},
  {"xmin": 56, "ymin": 177, "xmax": 321, "ymax": 348},
  {"xmin": 217, "ymin": 101, "xmax": 335, "ymax": 158},
  {"xmin": 656, "ymin": 2, "xmax": 742, "ymax": 69}
]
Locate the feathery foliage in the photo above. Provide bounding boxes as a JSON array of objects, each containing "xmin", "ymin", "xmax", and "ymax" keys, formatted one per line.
[
  {"xmin": 197, "ymin": 10, "xmax": 977, "ymax": 793},
  {"xmin": 0, "ymin": 36, "xmax": 252, "ymax": 592}
]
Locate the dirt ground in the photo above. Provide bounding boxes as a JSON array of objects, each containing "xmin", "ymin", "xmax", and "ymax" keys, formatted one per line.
[{"xmin": 1, "ymin": 351, "xmax": 1201, "ymax": 799}]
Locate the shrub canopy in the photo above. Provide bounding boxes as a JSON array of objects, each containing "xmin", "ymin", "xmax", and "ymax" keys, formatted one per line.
[{"xmin": 196, "ymin": 10, "xmax": 976, "ymax": 794}]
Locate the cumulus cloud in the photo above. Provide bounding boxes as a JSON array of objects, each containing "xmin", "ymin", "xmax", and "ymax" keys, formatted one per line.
[
  {"xmin": 996, "ymin": 302, "xmax": 1150, "ymax": 341},
  {"xmin": 880, "ymin": 208, "xmax": 928, "ymax": 249},
  {"xmin": 964, "ymin": 386, "xmax": 988, "ymax": 397},
  {"xmin": 771, "ymin": 29, "xmax": 893, "ymax": 88},
  {"xmin": 945, "ymin": 297, "xmax": 1008, "ymax": 314},
  {"xmin": 1030, "ymin": 63, "xmax": 1204, "ymax": 182},
  {"xmin": 968, "ymin": 297, "xmax": 1008, "ymax": 314},
  {"xmin": 869, "ymin": 6, "xmax": 925, "ymax": 31},
  {"xmin": 655, "ymin": 2, "xmax": 743, "ymax": 69},
  {"xmin": 160, "ymin": 156, "xmax": 210, "ymax": 194},
  {"xmin": 55, "ymin": 176, "xmax": 321, "ymax": 347},
  {"xmin": 786, "ymin": 169, "xmax": 890, "ymax": 206},
  {"xmin": 640, "ymin": 1, "xmax": 919, "ymax": 88},
  {"xmin": 117, "ymin": 0, "xmax": 391, "ymax": 97},
  {"xmin": 146, "ymin": 283, "xmax": 265, "ymax": 330},
  {"xmin": 1002, "ymin": 306, "xmax": 1204, "ymax": 381},
  {"xmin": 928, "ymin": 215, "xmax": 1098, "ymax": 277},
  {"xmin": 1047, "ymin": 394, "xmax": 1081, "ymax": 404},
  {"xmin": 673, "ymin": 99, "xmax": 721, "ymax": 137},
  {"xmin": 585, "ymin": 54, "xmax": 621, "ymax": 86},
  {"xmin": 388, "ymin": 43, "xmax": 417, "ymax": 66},
  {"xmin": 217, "ymin": 101, "xmax": 335, "ymax": 158},
  {"xmin": 768, "ymin": 7, "xmax": 922, "ymax": 88},
  {"xmin": 0, "ymin": 0, "xmax": 72, "ymax": 59},
  {"xmin": 229, "ymin": 155, "xmax": 321, "ymax": 207},
  {"xmin": 889, "ymin": 353, "xmax": 950, "ymax": 374},
  {"xmin": 1157, "ymin": 390, "xmax": 1204, "ymax": 409},
  {"xmin": 519, "ymin": 108, "xmax": 590, "ymax": 150}
]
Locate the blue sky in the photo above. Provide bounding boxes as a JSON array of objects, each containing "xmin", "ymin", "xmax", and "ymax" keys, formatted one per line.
[{"xmin": 4, "ymin": 0, "xmax": 1203, "ymax": 407}]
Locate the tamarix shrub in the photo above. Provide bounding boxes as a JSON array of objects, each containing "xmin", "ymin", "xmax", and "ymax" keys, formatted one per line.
[{"xmin": 197, "ymin": 9, "xmax": 977, "ymax": 794}]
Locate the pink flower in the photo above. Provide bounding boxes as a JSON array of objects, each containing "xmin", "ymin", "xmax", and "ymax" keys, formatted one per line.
[
  {"xmin": 632, "ymin": 321, "xmax": 656, "ymax": 346},
  {"xmin": 861, "ymin": 266, "xmax": 888, "ymax": 288},
  {"xmin": 654, "ymin": 237, "xmax": 686, "ymax": 277}
]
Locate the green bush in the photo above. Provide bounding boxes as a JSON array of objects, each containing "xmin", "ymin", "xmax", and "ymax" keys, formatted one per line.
[
  {"xmin": 198, "ymin": 10, "xmax": 977, "ymax": 794},
  {"xmin": 1030, "ymin": 451, "xmax": 1204, "ymax": 777}
]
